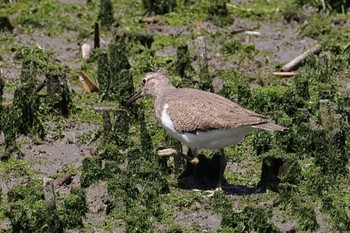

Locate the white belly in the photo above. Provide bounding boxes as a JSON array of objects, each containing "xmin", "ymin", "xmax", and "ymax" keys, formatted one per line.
[{"xmin": 160, "ymin": 104, "xmax": 254, "ymax": 150}]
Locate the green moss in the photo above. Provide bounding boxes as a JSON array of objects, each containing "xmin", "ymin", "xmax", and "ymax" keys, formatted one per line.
[
  {"xmin": 61, "ymin": 188, "xmax": 87, "ymax": 229},
  {"xmin": 100, "ymin": 38, "xmax": 134, "ymax": 105},
  {"xmin": 249, "ymin": 86, "xmax": 286, "ymax": 114},
  {"xmin": 98, "ymin": 0, "xmax": 115, "ymax": 29},
  {"xmin": 258, "ymin": 149, "xmax": 302, "ymax": 191},
  {"xmin": 173, "ymin": 44, "xmax": 193, "ymax": 79},
  {"xmin": 96, "ymin": 50, "xmax": 110, "ymax": 99},
  {"xmin": 212, "ymin": 191, "xmax": 232, "ymax": 214},
  {"xmin": 142, "ymin": 0, "xmax": 177, "ymax": 15},
  {"xmin": 96, "ymin": 143, "xmax": 124, "ymax": 162},
  {"xmin": 207, "ymin": 0, "xmax": 231, "ymax": 26},
  {"xmin": 0, "ymin": 0, "xmax": 94, "ymax": 36},
  {"xmin": 80, "ymin": 156, "xmax": 104, "ymax": 188},
  {"xmin": 227, "ymin": 0, "xmax": 284, "ymax": 20},
  {"xmin": 294, "ymin": 0, "xmax": 349, "ymax": 12},
  {"xmin": 321, "ymin": 195, "xmax": 350, "ymax": 231},
  {"xmin": 4, "ymin": 180, "xmax": 64, "ymax": 233},
  {"xmin": 295, "ymin": 205, "xmax": 319, "ymax": 232},
  {"xmin": 220, "ymin": 206, "xmax": 280, "ymax": 232},
  {"xmin": 45, "ymin": 72, "xmax": 74, "ymax": 118}
]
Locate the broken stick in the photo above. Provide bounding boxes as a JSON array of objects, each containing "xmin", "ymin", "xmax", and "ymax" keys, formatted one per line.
[
  {"xmin": 281, "ymin": 44, "xmax": 321, "ymax": 72},
  {"xmin": 273, "ymin": 71, "xmax": 296, "ymax": 77},
  {"xmin": 1, "ymin": 80, "xmax": 46, "ymax": 107}
]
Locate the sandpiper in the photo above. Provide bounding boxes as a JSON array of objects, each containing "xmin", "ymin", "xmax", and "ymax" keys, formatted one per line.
[{"xmin": 126, "ymin": 69, "xmax": 286, "ymax": 193}]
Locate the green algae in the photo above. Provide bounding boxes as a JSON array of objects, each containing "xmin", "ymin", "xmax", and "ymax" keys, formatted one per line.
[
  {"xmin": 98, "ymin": 0, "xmax": 115, "ymax": 29},
  {"xmin": 1, "ymin": 0, "xmax": 350, "ymax": 232},
  {"xmin": 4, "ymin": 179, "xmax": 87, "ymax": 232},
  {"xmin": 142, "ymin": 0, "xmax": 177, "ymax": 15},
  {"xmin": 220, "ymin": 206, "xmax": 280, "ymax": 232}
]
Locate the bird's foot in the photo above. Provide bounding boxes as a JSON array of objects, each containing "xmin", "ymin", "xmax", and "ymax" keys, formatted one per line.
[
  {"xmin": 204, "ymin": 187, "xmax": 222, "ymax": 197},
  {"xmin": 190, "ymin": 157, "xmax": 199, "ymax": 165},
  {"xmin": 157, "ymin": 148, "xmax": 197, "ymax": 164},
  {"xmin": 157, "ymin": 148, "xmax": 178, "ymax": 157}
]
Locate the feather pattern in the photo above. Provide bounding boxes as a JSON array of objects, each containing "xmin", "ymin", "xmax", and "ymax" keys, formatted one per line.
[{"xmin": 157, "ymin": 88, "xmax": 273, "ymax": 133}]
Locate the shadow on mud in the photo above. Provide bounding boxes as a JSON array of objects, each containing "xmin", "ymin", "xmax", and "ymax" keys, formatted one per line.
[{"xmin": 177, "ymin": 176, "xmax": 265, "ymax": 196}]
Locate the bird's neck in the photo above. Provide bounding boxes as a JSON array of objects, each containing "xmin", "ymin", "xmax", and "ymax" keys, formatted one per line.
[{"xmin": 153, "ymin": 85, "xmax": 176, "ymax": 120}]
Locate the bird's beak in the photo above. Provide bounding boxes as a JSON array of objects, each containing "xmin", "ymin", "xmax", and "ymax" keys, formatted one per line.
[{"xmin": 125, "ymin": 91, "xmax": 143, "ymax": 106}]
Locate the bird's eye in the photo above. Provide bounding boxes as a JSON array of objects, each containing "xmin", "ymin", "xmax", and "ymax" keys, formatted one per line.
[{"xmin": 142, "ymin": 79, "xmax": 147, "ymax": 86}]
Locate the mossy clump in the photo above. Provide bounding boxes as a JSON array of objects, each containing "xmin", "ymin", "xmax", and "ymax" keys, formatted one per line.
[
  {"xmin": 106, "ymin": 113, "xmax": 169, "ymax": 230},
  {"xmin": 45, "ymin": 71, "xmax": 74, "ymax": 117},
  {"xmin": 294, "ymin": 0, "xmax": 349, "ymax": 12},
  {"xmin": 207, "ymin": 0, "xmax": 231, "ymax": 26},
  {"xmin": 60, "ymin": 187, "xmax": 87, "ymax": 229},
  {"xmin": 295, "ymin": 205, "xmax": 319, "ymax": 232},
  {"xmin": 222, "ymin": 38, "xmax": 258, "ymax": 59},
  {"xmin": 220, "ymin": 206, "xmax": 280, "ymax": 232},
  {"xmin": 99, "ymin": 38, "xmax": 133, "ymax": 105},
  {"xmin": 80, "ymin": 142, "xmax": 126, "ymax": 188},
  {"xmin": 312, "ymin": 100, "xmax": 349, "ymax": 177},
  {"xmin": 96, "ymin": 143, "xmax": 125, "ymax": 163},
  {"xmin": 80, "ymin": 156, "xmax": 104, "ymax": 188},
  {"xmin": 173, "ymin": 44, "xmax": 193, "ymax": 83},
  {"xmin": 0, "ymin": 16, "xmax": 14, "ymax": 32},
  {"xmin": 142, "ymin": 0, "xmax": 177, "ymax": 15},
  {"xmin": 6, "ymin": 180, "xmax": 87, "ymax": 232},
  {"xmin": 248, "ymin": 86, "xmax": 286, "ymax": 114},
  {"xmin": 5, "ymin": 180, "xmax": 64, "ymax": 233},
  {"xmin": 321, "ymin": 195, "xmax": 350, "ymax": 231},
  {"xmin": 96, "ymin": 51, "xmax": 109, "ymax": 98},
  {"xmin": 0, "ymin": 46, "xmax": 54, "ymax": 159},
  {"xmin": 108, "ymin": 155, "xmax": 169, "ymax": 231},
  {"xmin": 13, "ymin": 75, "xmax": 44, "ymax": 138},
  {"xmin": 0, "ymin": 107, "xmax": 22, "ymax": 160},
  {"xmin": 98, "ymin": 109, "xmax": 131, "ymax": 148},
  {"xmin": 219, "ymin": 72, "xmax": 251, "ymax": 107},
  {"xmin": 0, "ymin": 71, "xmax": 4, "ymax": 130},
  {"xmin": 98, "ymin": 0, "xmax": 115, "ymax": 29},
  {"xmin": 139, "ymin": 108, "xmax": 153, "ymax": 158},
  {"xmin": 258, "ymin": 149, "xmax": 302, "ymax": 192},
  {"xmin": 121, "ymin": 32, "xmax": 155, "ymax": 49}
]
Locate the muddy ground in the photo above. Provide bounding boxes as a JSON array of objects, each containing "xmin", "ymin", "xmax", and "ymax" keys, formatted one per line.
[{"xmin": 1, "ymin": 0, "xmax": 349, "ymax": 232}]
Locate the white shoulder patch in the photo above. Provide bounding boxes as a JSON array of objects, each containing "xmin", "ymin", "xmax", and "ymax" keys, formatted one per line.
[{"xmin": 160, "ymin": 103, "xmax": 175, "ymax": 132}]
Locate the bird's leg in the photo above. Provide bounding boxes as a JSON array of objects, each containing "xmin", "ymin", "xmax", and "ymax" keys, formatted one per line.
[
  {"xmin": 157, "ymin": 148, "xmax": 194, "ymax": 161},
  {"xmin": 217, "ymin": 148, "xmax": 227, "ymax": 190},
  {"xmin": 187, "ymin": 148, "xmax": 199, "ymax": 181},
  {"xmin": 206, "ymin": 149, "xmax": 227, "ymax": 197},
  {"xmin": 189, "ymin": 148, "xmax": 199, "ymax": 165}
]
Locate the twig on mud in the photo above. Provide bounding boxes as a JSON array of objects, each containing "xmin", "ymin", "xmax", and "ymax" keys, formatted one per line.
[
  {"xmin": 1, "ymin": 80, "xmax": 46, "ymax": 107},
  {"xmin": 281, "ymin": 44, "xmax": 321, "ymax": 72},
  {"xmin": 53, "ymin": 174, "xmax": 73, "ymax": 188},
  {"xmin": 244, "ymin": 31, "xmax": 261, "ymax": 36},
  {"xmin": 140, "ymin": 17, "xmax": 160, "ymax": 24},
  {"xmin": 273, "ymin": 71, "xmax": 296, "ymax": 77}
]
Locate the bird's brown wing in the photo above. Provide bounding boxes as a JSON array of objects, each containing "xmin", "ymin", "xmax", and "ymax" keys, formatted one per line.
[{"xmin": 165, "ymin": 90, "xmax": 268, "ymax": 133}]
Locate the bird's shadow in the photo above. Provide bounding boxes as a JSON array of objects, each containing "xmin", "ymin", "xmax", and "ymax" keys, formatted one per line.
[
  {"xmin": 176, "ymin": 153, "xmax": 266, "ymax": 196},
  {"xmin": 177, "ymin": 176, "xmax": 265, "ymax": 196}
]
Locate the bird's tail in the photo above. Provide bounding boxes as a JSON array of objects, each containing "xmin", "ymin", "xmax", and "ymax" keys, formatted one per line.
[{"xmin": 252, "ymin": 122, "xmax": 288, "ymax": 132}]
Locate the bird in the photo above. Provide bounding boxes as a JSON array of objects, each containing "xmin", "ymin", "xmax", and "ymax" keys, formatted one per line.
[{"xmin": 126, "ymin": 68, "xmax": 287, "ymax": 194}]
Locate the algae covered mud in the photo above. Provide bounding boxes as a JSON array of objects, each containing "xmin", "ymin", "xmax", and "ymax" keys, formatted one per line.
[{"xmin": 0, "ymin": 0, "xmax": 350, "ymax": 232}]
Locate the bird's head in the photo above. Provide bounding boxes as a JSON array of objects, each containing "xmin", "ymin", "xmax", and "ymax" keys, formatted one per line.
[{"xmin": 126, "ymin": 68, "xmax": 174, "ymax": 105}]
